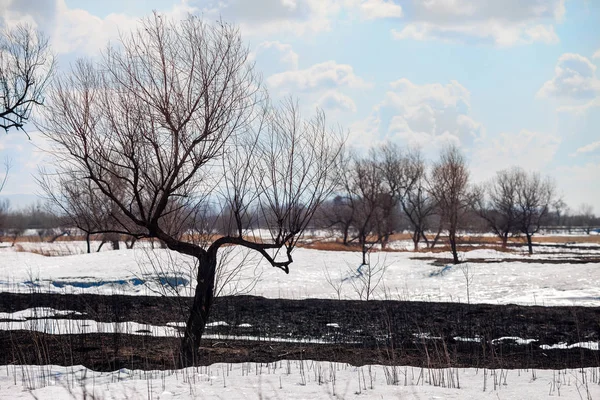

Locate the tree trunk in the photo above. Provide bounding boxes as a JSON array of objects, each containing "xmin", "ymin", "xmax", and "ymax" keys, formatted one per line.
[
  {"xmin": 85, "ymin": 232, "xmax": 91, "ymax": 254},
  {"xmin": 111, "ymin": 240, "xmax": 120, "ymax": 250},
  {"xmin": 381, "ymin": 233, "xmax": 390, "ymax": 250},
  {"xmin": 449, "ymin": 232, "xmax": 459, "ymax": 264},
  {"xmin": 126, "ymin": 237, "xmax": 137, "ymax": 249},
  {"xmin": 342, "ymin": 225, "xmax": 349, "ymax": 245},
  {"xmin": 179, "ymin": 253, "xmax": 217, "ymax": 367},
  {"xmin": 421, "ymin": 230, "xmax": 429, "ymax": 248},
  {"xmin": 501, "ymin": 233, "xmax": 508, "ymax": 248},
  {"xmin": 430, "ymin": 226, "xmax": 443, "ymax": 249},
  {"xmin": 97, "ymin": 240, "xmax": 106, "ymax": 252},
  {"xmin": 526, "ymin": 234, "xmax": 533, "ymax": 254},
  {"xmin": 412, "ymin": 228, "xmax": 420, "ymax": 251}
]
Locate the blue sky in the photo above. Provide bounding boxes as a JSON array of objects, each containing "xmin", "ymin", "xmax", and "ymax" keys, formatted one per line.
[{"xmin": 1, "ymin": 0, "xmax": 599, "ymax": 214}]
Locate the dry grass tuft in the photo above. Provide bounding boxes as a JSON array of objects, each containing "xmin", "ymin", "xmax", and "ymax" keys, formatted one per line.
[
  {"xmin": 530, "ymin": 235, "xmax": 600, "ymax": 244},
  {"xmin": 13, "ymin": 244, "xmax": 55, "ymax": 257},
  {"xmin": 299, "ymin": 241, "xmax": 362, "ymax": 252},
  {"xmin": 13, "ymin": 243, "xmax": 81, "ymax": 257}
]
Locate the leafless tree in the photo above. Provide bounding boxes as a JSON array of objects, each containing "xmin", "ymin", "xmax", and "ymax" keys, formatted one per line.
[
  {"xmin": 397, "ymin": 149, "xmax": 438, "ymax": 250},
  {"xmin": 37, "ymin": 14, "xmax": 342, "ymax": 366},
  {"xmin": 316, "ymin": 195, "xmax": 355, "ymax": 244},
  {"xmin": 575, "ymin": 203, "xmax": 595, "ymax": 235},
  {"xmin": 429, "ymin": 145, "xmax": 475, "ymax": 264},
  {"xmin": 551, "ymin": 198, "xmax": 568, "ymax": 227},
  {"xmin": 0, "ymin": 23, "xmax": 54, "ymax": 133},
  {"xmin": 39, "ymin": 169, "xmax": 113, "ymax": 253},
  {"xmin": 376, "ymin": 143, "xmax": 417, "ymax": 247},
  {"xmin": 476, "ymin": 168, "xmax": 521, "ymax": 248},
  {"xmin": 512, "ymin": 168, "xmax": 555, "ymax": 254},
  {"xmin": 347, "ymin": 154, "xmax": 385, "ymax": 264},
  {"xmin": 338, "ymin": 144, "xmax": 413, "ymax": 262}
]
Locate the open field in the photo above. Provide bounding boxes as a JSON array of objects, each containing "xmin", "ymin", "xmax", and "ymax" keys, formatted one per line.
[{"xmin": 1, "ymin": 236, "xmax": 600, "ymax": 398}]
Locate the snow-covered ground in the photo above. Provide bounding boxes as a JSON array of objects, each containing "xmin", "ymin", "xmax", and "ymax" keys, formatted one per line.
[
  {"xmin": 2, "ymin": 240, "xmax": 600, "ymax": 399},
  {"xmin": 1, "ymin": 241, "xmax": 599, "ymax": 306},
  {"xmin": 1, "ymin": 362, "xmax": 599, "ymax": 399}
]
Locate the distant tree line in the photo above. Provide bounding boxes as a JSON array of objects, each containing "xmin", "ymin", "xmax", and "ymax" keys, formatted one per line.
[
  {"xmin": 312, "ymin": 144, "xmax": 598, "ymax": 262},
  {"xmin": 2, "ymin": 144, "xmax": 598, "ymax": 263}
]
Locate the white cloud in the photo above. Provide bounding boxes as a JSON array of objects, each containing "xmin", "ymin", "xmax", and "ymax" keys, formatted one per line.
[
  {"xmin": 267, "ymin": 61, "xmax": 371, "ymax": 92},
  {"xmin": 387, "ymin": 115, "xmax": 460, "ymax": 150},
  {"xmin": 198, "ymin": 0, "xmax": 342, "ymax": 36},
  {"xmin": 471, "ymin": 129, "xmax": 561, "ymax": 182},
  {"xmin": 574, "ymin": 141, "xmax": 600, "ymax": 155},
  {"xmin": 393, "ymin": 21, "xmax": 558, "ymax": 46},
  {"xmin": 0, "ymin": 0, "xmax": 196, "ymax": 56},
  {"xmin": 383, "ymin": 79, "xmax": 481, "ymax": 148},
  {"xmin": 250, "ymin": 41, "xmax": 299, "ymax": 71},
  {"xmin": 524, "ymin": 25, "xmax": 559, "ymax": 44},
  {"xmin": 51, "ymin": 3, "xmax": 139, "ymax": 55},
  {"xmin": 413, "ymin": 0, "xmax": 563, "ymax": 24},
  {"xmin": 316, "ymin": 91, "xmax": 357, "ymax": 112},
  {"xmin": 348, "ymin": 113, "xmax": 382, "ymax": 148},
  {"xmin": 0, "ymin": 0, "xmax": 50, "ymax": 28},
  {"xmin": 557, "ymin": 98, "xmax": 600, "ymax": 115},
  {"xmin": 199, "ymin": 0, "xmax": 406, "ymax": 36},
  {"xmin": 594, "ymin": 49, "xmax": 600, "ymax": 59},
  {"xmin": 349, "ymin": 78, "xmax": 483, "ymax": 151},
  {"xmin": 538, "ymin": 53, "xmax": 600, "ymax": 100},
  {"xmin": 360, "ymin": 0, "xmax": 403, "ymax": 20},
  {"xmin": 387, "ymin": 78, "xmax": 471, "ymax": 109},
  {"xmin": 391, "ymin": 0, "xmax": 563, "ymax": 46}
]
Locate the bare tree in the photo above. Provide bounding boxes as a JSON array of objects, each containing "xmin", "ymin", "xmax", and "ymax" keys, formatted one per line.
[
  {"xmin": 429, "ymin": 145, "xmax": 475, "ymax": 264},
  {"xmin": 0, "ymin": 24, "xmax": 54, "ymax": 133},
  {"xmin": 552, "ymin": 198, "xmax": 568, "ymax": 227},
  {"xmin": 575, "ymin": 203, "xmax": 595, "ymax": 235},
  {"xmin": 397, "ymin": 149, "xmax": 438, "ymax": 250},
  {"xmin": 376, "ymin": 143, "xmax": 416, "ymax": 248},
  {"xmin": 347, "ymin": 154, "xmax": 385, "ymax": 264},
  {"xmin": 37, "ymin": 14, "xmax": 342, "ymax": 366},
  {"xmin": 476, "ymin": 168, "xmax": 520, "ymax": 248},
  {"xmin": 339, "ymin": 144, "xmax": 412, "ymax": 262},
  {"xmin": 513, "ymin": 168, "xmax": 555, "ymax": 254},
  {"xmin": 316, "ymin": 195, "xmax": 355, "ymax": 244},
  {"xmin": 39, "ymin": 170, "xmax": 112, "ymax": 253}
]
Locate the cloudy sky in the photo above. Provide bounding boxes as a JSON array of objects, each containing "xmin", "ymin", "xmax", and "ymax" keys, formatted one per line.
[{"xmin": 1, "ymin": 0, "xmax": 599, "ymax": 213}]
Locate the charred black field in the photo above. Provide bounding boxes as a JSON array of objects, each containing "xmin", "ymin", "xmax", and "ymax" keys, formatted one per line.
[{"xmin": 1, "ymin": 292, "xmax": 598, "ymax": 372}]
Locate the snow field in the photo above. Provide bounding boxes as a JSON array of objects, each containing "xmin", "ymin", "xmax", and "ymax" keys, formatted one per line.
[
  {"xmin": 1, "ymin": 242, "xmax": 599, "ymax": 306},
  {"xmin": 2, "ymin": 362, "xmax": 600, "ymax": 400}
]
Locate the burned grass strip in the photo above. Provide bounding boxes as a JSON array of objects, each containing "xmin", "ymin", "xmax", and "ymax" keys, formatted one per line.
[{"xmin": 1, "ymin": 293, "xmax": 599, "ymax": 371}]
